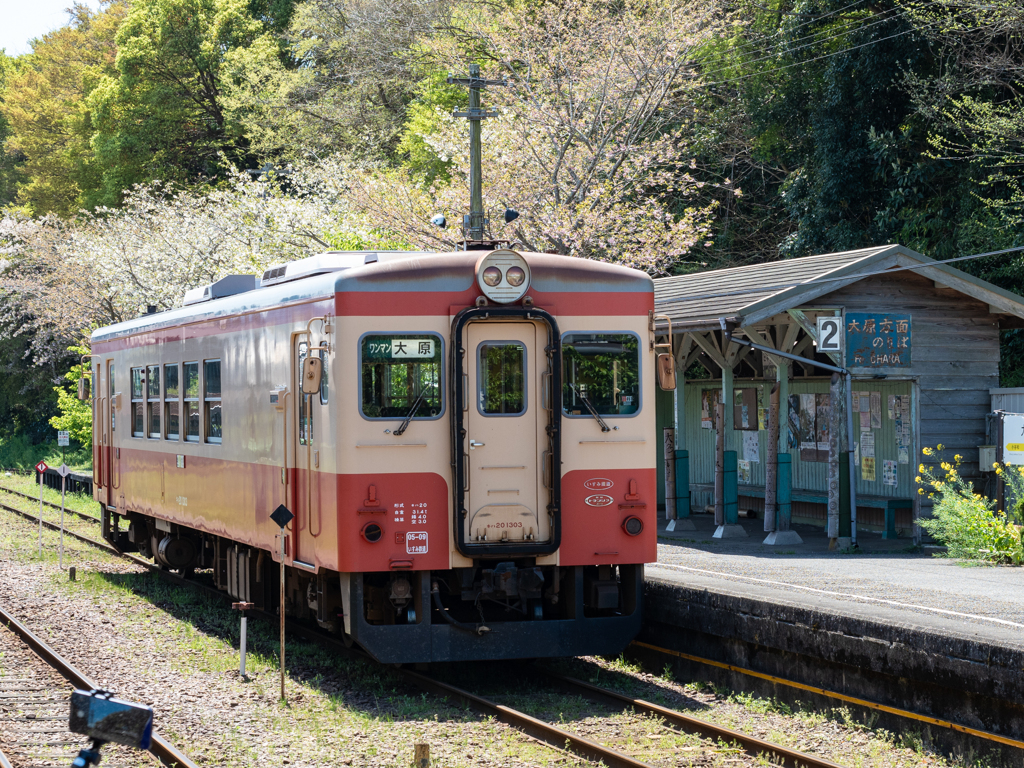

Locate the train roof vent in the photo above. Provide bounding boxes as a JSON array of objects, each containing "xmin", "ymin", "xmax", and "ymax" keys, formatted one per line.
[
  {"xmin": 182, "ymin": 274, "xmax": 259, "ymax": 306},
  {"xmin": 259, "ymin": 251, "xmax": 434, "ymax": 287}
]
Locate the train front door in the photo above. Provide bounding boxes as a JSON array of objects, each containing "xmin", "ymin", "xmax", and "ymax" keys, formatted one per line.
[
  {"xmin": 291, "ymin": 338, "xmax": 319, "ymax": 567},
  {"xmin": 464, "ymin": 322, "xmax": 549, "ymax": 544}
]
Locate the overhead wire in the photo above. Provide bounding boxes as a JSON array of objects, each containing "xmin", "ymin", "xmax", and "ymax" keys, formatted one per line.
[
  {"xmin": 699, "ymin": 5, "xmax": 916, "ymax": 85},
  {"xmin": 705, "ymin": 0, "xmax": 897, "ymax": 70}
]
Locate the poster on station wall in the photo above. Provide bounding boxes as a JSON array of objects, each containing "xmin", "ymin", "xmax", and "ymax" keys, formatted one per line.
[
  {"xmin": 789, "ymin": 392, "xmax": 830, "ymax": 462},
  {"xmin": 846, "ymin": 313, "xmax": 911, "ymax": 368}
]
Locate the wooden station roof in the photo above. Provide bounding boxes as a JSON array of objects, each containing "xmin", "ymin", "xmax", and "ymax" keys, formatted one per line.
[{"xmin": 653, "ymin": 244, "xmax": 1024, "ymax": 331}]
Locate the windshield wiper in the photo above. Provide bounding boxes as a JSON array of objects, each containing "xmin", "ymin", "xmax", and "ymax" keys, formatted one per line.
[
  {"xmin": 394, "ymin": 389, "xmax": 429, "ymax": 436},
  {"xmin": 570, "ymin": 383, "xmax": 610, "ymax": 432}
]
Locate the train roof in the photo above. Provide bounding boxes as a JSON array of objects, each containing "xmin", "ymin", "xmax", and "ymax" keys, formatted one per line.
[{"xmin": 91, "ymin": 250, "xmax": 653, "ymax": 343}]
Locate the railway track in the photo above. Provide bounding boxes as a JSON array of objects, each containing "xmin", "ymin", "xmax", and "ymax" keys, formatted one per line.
[
  {"xmin": 0, "ymin": 496, "xmax": 848, "ymax": 768},
  {"xmin": 0, "ymin": 483, "xmax": 100, "ymax": 525},
  {"xmin": 0, "ymin": 605, "xmax": 196, "ymax": 768}
]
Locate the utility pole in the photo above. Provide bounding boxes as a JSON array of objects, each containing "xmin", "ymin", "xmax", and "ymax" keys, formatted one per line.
[{"xmin": 448, "ymin": 64, "xmax": 506, "ymax": 243}]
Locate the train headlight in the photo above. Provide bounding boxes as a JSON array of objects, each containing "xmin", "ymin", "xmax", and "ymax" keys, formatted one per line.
[
  {"xmin": 476, "ymin": 249, "xmax": 531, "ymax": 304},
  {"xmin": 482, "ymin": 266, "xmax": 502, "ymax": 286}
]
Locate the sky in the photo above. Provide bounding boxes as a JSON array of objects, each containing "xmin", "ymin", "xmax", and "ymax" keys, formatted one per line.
[{"xmin": 1, "ymin": 0, "xmax": 104, "ymax": 57}]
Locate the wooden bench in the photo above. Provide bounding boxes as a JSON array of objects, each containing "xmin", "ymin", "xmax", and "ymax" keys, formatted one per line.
[{"xmin": 737, "ymin": 486, "xmax": 912, "ymax": 539}]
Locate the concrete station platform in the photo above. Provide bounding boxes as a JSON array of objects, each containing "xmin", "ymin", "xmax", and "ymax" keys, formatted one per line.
[{"xmin": 632, "ymin": 515, "xmax": 1024, "ymax": 763}]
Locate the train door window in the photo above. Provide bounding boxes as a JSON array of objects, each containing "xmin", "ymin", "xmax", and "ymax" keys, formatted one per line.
[
  {"xmin": 110, "ymin": 365, "xmax": 115, "ymax": 433},
  {"xmin": 184, "ymin": 362, "xmax": 200, "ymax": 442},
  {"xmin": 478, "ymin": 342, "xmax": 526, "ymax": 415},
  {"xmin": 360, "ymin": 334, "xmax": 443, "ymax": 419},
  {"xmin": 164, "ymin": 364, "xmax": 180, "ymax": 441},
  {"xmin": 319, "ymin": 349, "xmax": 329, "ymax": 405},
  {"xmin": 130, "ymin": 367, "xmax": 144, "ymax": 437},
  {"xmin": 147, "ymin": 365, "xmax": 161, "ymax": 438},
  {"xmin": 204, "ymin": 359, "xmax": 222, "ymax": 444},
  {"xmin": 562, "ymin": 333, "xmax": 641, "ymax": 417},
  {"xmin": 297, "ymin": 343, "xmax": 311, "ymax": 444}
]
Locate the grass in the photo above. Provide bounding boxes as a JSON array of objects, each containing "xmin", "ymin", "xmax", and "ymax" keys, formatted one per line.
[{"xmin": 0, "ymin": 434, "xmax": 91, "ymax": 473}]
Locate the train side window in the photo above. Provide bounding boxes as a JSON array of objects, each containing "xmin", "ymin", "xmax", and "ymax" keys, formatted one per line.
[
  {"xmin": 147, "ymin": 365, "xmax": 161, "ymax": 439},
  {"xmin": 165, "ymin": 364, "xmax": 180, "ymax": 441},
  {"xmin": 184, "ymin": 362, "xmax": 200, "ymax": 442},
  {"xmin": 319, "ymin": 349, "xmax": 328, "ymax": 405},
  {"xmin": 562, "ymin": 332, "xmax": 641, "ymax": 417},
  {"xmin": 204, "ymin": 359, "xmax": 222, "ymax": 444},
  {"xmin": 130, "ymin": 367, "xmax": 144, "ymax": 437},
  {"xmin": 360, "ymin": 334, "xmax": 443, "ymax": 419},
  {"xmin": 110, "ymin": 365, "xmax": 115, "ymax": 433},
  {"xmin": 298, "ymin": 343, "xmax": 311, "ymax": 445}
]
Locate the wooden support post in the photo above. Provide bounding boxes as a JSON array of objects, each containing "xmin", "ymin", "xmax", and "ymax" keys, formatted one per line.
[
  {"xmin": 714, "ymin": 402, "xmax": 724, "ymax": 527},
  {"xmin": 777, "ymin": 455, "xmax": 792, "ymax": 529},
  {"xmin": 764, "ymin": 357, "xmax": 800, "ymax": 545},
  {"xmin": 827, "ymin": 373, "xmax": 841, "ymax": 546},
  {"xmin": 723, "ymin": 450, "xmax": 738, "ymax": 523},
  {"xmin": 414, "ymin": 743, "xmax": 430, "ymax": 768},
  {"xmin": 839, "ymin": 453, "xmax": 852, "ymax": 542},
  {"xmin": 674, "ymin": 450, "xmax": 694, "ymax": 529},
  {"xmin": 764, "ymin": 383, "xmax": 779, "ymax": 534}
]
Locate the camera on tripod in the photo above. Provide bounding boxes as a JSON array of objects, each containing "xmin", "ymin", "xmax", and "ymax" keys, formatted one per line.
[{"xmin": 69, "ymin": 689, "xmax": 153, "ymax": 767}]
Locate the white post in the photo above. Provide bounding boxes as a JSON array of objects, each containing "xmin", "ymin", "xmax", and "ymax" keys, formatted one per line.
[
  {"xmin": 280, "ymin": 533, "xmax": 286, "ymax": 702},
  {"xmin": 38, "ymin": 471, "xmax": 44, "ymax": 556},
  {"xmin": 240, "ymin": 613, "xmax": 248, "ymax": 677},
  {"xmin": 59, "ymin": 475, "xmax": 66, "ymax": 569}
]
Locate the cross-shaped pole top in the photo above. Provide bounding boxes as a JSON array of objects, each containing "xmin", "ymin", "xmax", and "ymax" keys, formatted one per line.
[{"xmin": 447, "ymin": 64, "xmax": 507, "ymax": 244}]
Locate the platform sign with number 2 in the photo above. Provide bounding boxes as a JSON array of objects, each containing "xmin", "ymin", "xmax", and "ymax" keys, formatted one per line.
[{"xmin": 816, "ymin": 316, "xmax": 843, "ymax": 354}]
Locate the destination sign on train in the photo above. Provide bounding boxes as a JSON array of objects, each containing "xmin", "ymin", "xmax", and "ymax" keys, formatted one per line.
[{"xmin": 364, "ymin": 338, "xmax": 435, "ymax": 359}]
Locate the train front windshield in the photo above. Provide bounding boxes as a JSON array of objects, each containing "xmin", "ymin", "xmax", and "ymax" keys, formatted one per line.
[
  {"xmin": 562, "ymin": 333, "xmax": 640, "ymax": 416},
  {"xmin": 361, "ymin": 334, "xmax": 443, "ymax": 418}
]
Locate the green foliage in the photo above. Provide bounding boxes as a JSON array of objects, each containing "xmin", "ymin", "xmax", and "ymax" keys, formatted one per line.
[
  {"xmin": 916, "ymin": 447, "xmax": 1024, "ymax": 565},
  {"xmin": 48, "ymin": 345, "xmax": 93, "ymax": 447},
  {"xmin": 0, "ymin": 3, "xmax": 126, "ymax": 216},
  {"xmin": 86, "ymin": 0, "xmax": 280, "ymax": 206}
]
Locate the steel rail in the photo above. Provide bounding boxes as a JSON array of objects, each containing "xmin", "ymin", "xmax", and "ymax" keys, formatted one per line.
[
  {"xmin": 538, "ymin": 668, "xmax": 845, "ymax": 768},
  {"xmin": 0, "ymin": 604, "xmax": 198, "ymax": 768},
  {"xmin": 1, "ymin": 497, "xmax": 843, "ymax": 767},
  {"xmin": 632, "ymin": 640, "xmax": 1024, "ymax": 752},
  {"xmin": 0, "ymin": 505, "xmax": 656, "ymax": 768},
  {"xmin": 0, "ymin": 483, "xmax": 101, "ymax": 524},
  {"xmin": 0, "ymin": 499, "xmax": 120, "ymax": 555}
]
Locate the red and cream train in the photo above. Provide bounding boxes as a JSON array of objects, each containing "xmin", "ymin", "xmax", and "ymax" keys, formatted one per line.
[{"xmin": 90, "ymin": 248, "xmax": 660, "ymax": 663}]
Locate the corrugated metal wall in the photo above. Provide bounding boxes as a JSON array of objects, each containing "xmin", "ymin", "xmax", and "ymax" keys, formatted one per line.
[
  {"xmin": 991, "ymin": 388, "xmax": 1024, "ymax": 413},
  {"xmin": 678, "ymin": 377, "xmax": 915, "ymax": 507}
]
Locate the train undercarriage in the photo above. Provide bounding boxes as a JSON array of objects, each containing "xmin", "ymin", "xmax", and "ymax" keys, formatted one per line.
[{"xmin": 102, "ymin": 508, "xmax": 642, "ymax": 663}]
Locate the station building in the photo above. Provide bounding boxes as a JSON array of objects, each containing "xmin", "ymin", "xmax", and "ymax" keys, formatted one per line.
[{"xmin": 651, "ymin": 244, "xmax": 1024, "ymax": 541}]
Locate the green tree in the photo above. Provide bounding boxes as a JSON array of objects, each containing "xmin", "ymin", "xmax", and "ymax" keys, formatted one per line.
[
  {"xmin": 0, "ymin": 53, "xmax": 26, "ymax": 207},
  {"xmin": 49, "ymin": 345, "xmax": 93, "ymax": 447},
  {"xmin": 87, "ymin": 0, "xmax": 281, "ymax": 206},
  {"xmin": 0, "ymin": 3, "xmax": 126, "ymax": 216}
]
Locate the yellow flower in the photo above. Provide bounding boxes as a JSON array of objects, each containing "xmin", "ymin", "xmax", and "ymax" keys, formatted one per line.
[
  {"xmin": 941, "ymin": 462, "xmax": 951, "ymax": 471},
  {"xmin": 918, "ymin": 488, "xmax": 924, "ymax": 494},
  {"xmin": 954, "ymin": 454, "xmax": 962, "ymax": 462},
  {"xmin": 937, "ymin": 443, "xmax": 944, "ymax": 451},
  {"xmin": 996, "ymin": 469, "xmax": 1003, "ymax": 476},
  {"xmin": 993, "ymin": 462, "xmax": 1000, "ymax": 469},
  {"xmin": 915, "ymin": 476, "xmax": 922, "ymax": 483},
  {"xmin": 919, "ymin": 464, "xmax": 926, "ymax": 472},
  {"xmin": 923, "ymin": 447, "xmax": 933, "ymax": 456}
]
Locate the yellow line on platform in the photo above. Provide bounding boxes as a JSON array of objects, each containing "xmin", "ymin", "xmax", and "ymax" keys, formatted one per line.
[{"xmin": 631, "ymin": 640, "xmax": 1024, "ymax": 751}]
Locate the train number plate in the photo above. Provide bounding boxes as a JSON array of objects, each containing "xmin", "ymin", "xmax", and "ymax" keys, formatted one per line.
[{"xmin": 406, "ymin": 531, "xmax": 428, "ymax": 554}]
